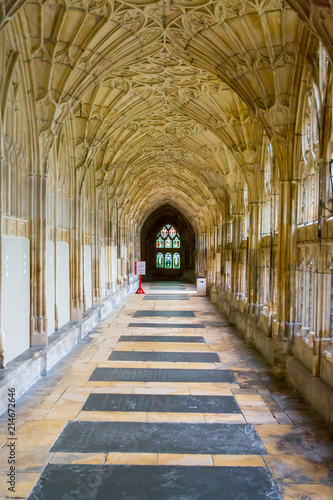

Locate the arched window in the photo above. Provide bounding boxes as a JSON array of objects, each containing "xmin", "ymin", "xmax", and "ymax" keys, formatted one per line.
[
  {"xmin": 165, "ymin": 252, "xmax": 172, "ymax": 268},
  {"xmin": 173, "ymin": 253, "xmax": 180, "ymax": 269},
  {"xmin": 156, "ymin": 225, "xmax": 181, "ymax": 269},
  {"xmin": 156, "ymin": 252, "xmax": 164, "ymax": 268},
  {"xmin": 298, "ymin": 57, "xmax": 320, "ymax": 226}
]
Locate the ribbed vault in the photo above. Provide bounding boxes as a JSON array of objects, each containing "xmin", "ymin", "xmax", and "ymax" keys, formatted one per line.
[{"xmin": 2, "ymin": 0, "xmax": 313, "ymax": 230}]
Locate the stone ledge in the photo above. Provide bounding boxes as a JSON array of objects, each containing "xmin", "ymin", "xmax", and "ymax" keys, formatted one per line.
[
  {"xmin": 218, "ymin": 294, "xmax": 273, "ymax": 366},
  {"xmin": 286, "ymin": 356, "xmax": 333, "ymax": 429},
  {"xmin": 0, "ymin": 282, "xmax": 137, "ymax": 416}
]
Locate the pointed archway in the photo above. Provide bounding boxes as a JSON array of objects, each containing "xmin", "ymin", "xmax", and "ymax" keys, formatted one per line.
[{"xmin": 140, "ymin": 205, "xmax": 195, "ymax": 282}]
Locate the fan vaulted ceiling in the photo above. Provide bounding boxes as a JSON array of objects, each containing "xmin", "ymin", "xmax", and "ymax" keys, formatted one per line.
[{"xmin": 4, "ymin": 0, "xmax": 312, "ymax": 228}]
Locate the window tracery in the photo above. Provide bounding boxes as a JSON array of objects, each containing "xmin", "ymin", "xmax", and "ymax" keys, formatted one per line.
[
  {"xmin": 155, "ymin": 225, "xmax": 181, "ymax": 269},
  {"xmin": 3, "ymin": 78, "xmax": 29, "ymax": 222},
  {"xmin": 298, "ymin": 63, "xmax": 320, "ymax": 226}
]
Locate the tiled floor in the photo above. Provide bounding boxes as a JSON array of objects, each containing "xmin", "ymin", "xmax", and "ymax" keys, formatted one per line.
[{"xmin": 0, "ymin": 282, "xmax": 333, "ymax": 499}]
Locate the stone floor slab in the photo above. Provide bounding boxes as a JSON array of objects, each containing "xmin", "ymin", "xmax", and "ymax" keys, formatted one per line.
[
  {"xmin": 127, "ymin": 323, "xmax": 206, "ymax": 328},
  {"xmin": 143, "ymin": 295, "xmax": 189, "ymax": 300},
  {"xmin": 108, "ymin": 351, "xmax": 220, "ymax": 363},
  {"xmin": 51, "ymin": 421, "xmax": 266, "ymax": 455},
  {"xmin": 133, "ymin": 310, "xmax": 195, "ymax": 317},
  {"xmin": 82, "ymin": 394, "xmax": 241, "ymax": 414},
  {"xmin": 89, "ymin": 367, "xmax": 236, "ymax": 383},
  {"xmin": 28, "ymin": 464, "xmax": 281, "ymax": 500},
  {"xmin": 149, "ymin": 281, "xmax": 182, "ymax": 285},
  {"xmin": 149, "ymin": 285, "xmax": 186, "ymax": 290},
  {"xmin": 119, "ymin": 335, "xmax": 204, "ymax": 342}
]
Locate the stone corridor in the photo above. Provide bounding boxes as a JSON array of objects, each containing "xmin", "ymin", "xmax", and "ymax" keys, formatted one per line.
[{"xmin": 1, "ymin": 283, "xmax": 333, "ymax": 499}]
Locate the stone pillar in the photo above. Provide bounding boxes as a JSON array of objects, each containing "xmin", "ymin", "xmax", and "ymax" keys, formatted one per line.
[
  {"xmin": 274, "ymin": 178, "xmax": 297, "ymax": 376},
  {"xmin": 231, "ymin": 214, "xmax": 242, "ymax": 297},
  {"xmin": 53, "ymin": 184, "xmax": 58, "ymax": 330},
  {"xmin": 106, "ymin": 198, "xmax": 113, "ymax": 295},
  {"xmin": 30, "ymin": 173, "xmax": 48, "ymax": 347},
  {"xmin": 220, "ymin": 220, "xmax": 227, "ymax": 292},
  {"xmin": 247, "ymin": 202, "xmax": 260, "ymax": 316},
  {"xmin": 202, "ymin": 232, "xmax": 206, "ymax": 276},
  {"xmin": 215, "ymin": 223, "xmax": 221, "ymax": 286},
  {"xmin": 92, "ymin": 207, "xmax": 101, "ymax": 305},
  {"xmin": 70, "ymin": 196, "xmax": 83, "ymax": 320},
  {"xmin": 313, "ymin": 160, "xmax": 330, "ymax": 375},
  {"xmin": 105, "ymin": 216, "xmax": 111, "ymax": 295},
  {"xmin": 129, "ymin": 222, "xmax": 135, "ymax": 283}
]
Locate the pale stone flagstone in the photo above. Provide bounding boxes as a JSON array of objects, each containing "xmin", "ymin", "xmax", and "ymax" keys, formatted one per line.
[
  {"xmin": 0, "ymin": 285, "xmax": 331, "ymax": 498},
  {"xmin": 0, "ymin": 0, "xmax": 333, "ymax": 496}
]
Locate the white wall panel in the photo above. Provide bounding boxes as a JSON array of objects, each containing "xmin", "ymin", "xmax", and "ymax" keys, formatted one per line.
[
  {"xmin": 84, "ymin": 245, "xmax": 92, "ymax": 310},
  {"xmin": 56, "ymin": 241, "xmax": 70, "ymax": 329},
  {"xmin": 100, "ymin": 246, "xmax": 106, "ymax": 299},
  {"xmin": 111, "ymin": 245, "xmax": 118, "ymax": 290},
  {"xmin": 46, "ymin": 241, "xmax": 55, "ymax": 335},
  {"xmin": 2, "ymin": 237, "xmax": 30, "ymax": 363}
]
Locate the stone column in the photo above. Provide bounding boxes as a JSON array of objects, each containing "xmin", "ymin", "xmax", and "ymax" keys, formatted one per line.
[
  {"xmin": 30, "ymin": 173, "xmax": 48, "ymax": 347},
  {"xmin": 247, "ymin": 202, "xmax": 260, "ymax": 315},
  {"xmin": 210, "ymin": 224, "xmax": 219, "ymax": 303},
  {"xmin": 313, "ymin": 160, "xmax": 331, "ymax": 375},
  {"xmin": 92, "ymin": 206, "xmax": 101, "ymax": 305},
  {"xmin": 53, "ymin": 182, "xmax": 58, "ymax": 330},
  {"xmin": 231, "ymin": 214, "xmax": 242, "ymax": 297},
  {"xmin": 203, "ymin": 231, "xmax": 206, "ymax": 277},
  {"xmin": 129, "ymin": 222, "xmax": 135, "ymax": 284},
  {"xmin": 220, "ymin": 220, "xmax": 227, "ymax": 292},
  {"xmin": 106, "ymin": 198, "xmax": 112, "ymax": 295},
  {"xmin": 274, "ymin": 178, "xmax": 297, "ymax": 376},
  {"xmin": 215, "ymin": 223, "xmax": 222, "ymax": 286},
  {"xmin": 81, "ymin": 198, "xmax": 87, "ymax": 312},
  {"xmin": 70, "ymin": 195, "xmax": 83, "ymax": 320}
]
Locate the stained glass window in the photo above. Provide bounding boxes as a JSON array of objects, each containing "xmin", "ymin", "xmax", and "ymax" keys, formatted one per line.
[
  {"xmin": 156, "ymin": 253, "xmax": 164, "ymax": 268},
  {"xmin": 156, "ymin": 225, "xmax": 181, "ymax": 269},
  {"xmin": 173, "ymin": 253, "xmax": 180, "ymax": 269},
  {"xmin": 165, "ymin": 236, "xmax": 172, "ymax": 248},
  {"xmin": 165, "ymin": 252, "xmax": 172, "ymax": 268}
]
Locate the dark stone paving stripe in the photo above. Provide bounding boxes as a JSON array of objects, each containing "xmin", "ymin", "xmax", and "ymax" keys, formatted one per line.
[
  {"xmin": 50, "ymin": 422, "xmax": 267, "ymax": 455},
  {"xmin": 28, "ymin": 464, "xmax": 281, "ymax": 500},
  {"xmin": 82, "ymin": 394, "xmax": 241, "ymax": 413},
  {"xmin": 89, "ymin": 368, "xmax": 236, "ymax": 383},
  {"xmin": 108, "ymin": 351, "xmax": 220, "ymax": 363},
  {"xmin": 149, "ymin": 286, "xmax": 186, "ymax": 290},
  {"xmin": 119, "ymin": 335, "xmax": 204, "ymax": 343},
  {"xmin": 153, "ymin": 281, "xmax": 182, "ymax": 285},
  {"xmin": 133, "ymin": 310, "xmax": 195, "ymax": 317},
  {"xmin": 143, "ymin": 294, "xmax": 189, "ymax": 300},
  {"xmin": 206, "ymin": 321, "xmax": 230, "ymax": 327},
  {"xmin": 128, "ymin": 323, "xmax": 206, "ymax": 328}
]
